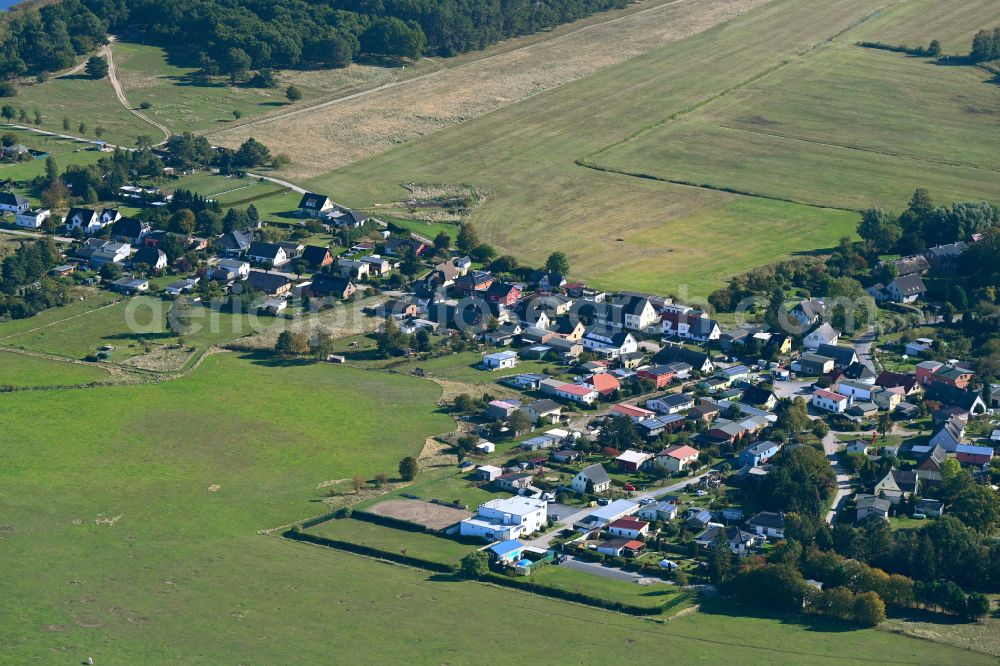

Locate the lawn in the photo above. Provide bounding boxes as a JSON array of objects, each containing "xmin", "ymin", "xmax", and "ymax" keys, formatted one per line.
[
  {"xmin": 307, "ymin": 516, "xmax": 475, "ymax": 566},
  {"xmin": 0, "ymin": 295, "xmax": 269, "ymax": 364},
  {"xmin": 529, "ymin": 565, "xmax": 687, "ymax": 610},
  {"xmin": 0, "ymin": 350, "xmax": 110, "ymax": 388}
]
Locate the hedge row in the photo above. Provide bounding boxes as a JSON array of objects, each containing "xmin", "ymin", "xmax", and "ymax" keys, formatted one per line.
[
  {"xmin": 351, "ymin": 509, "xmax": 431, "ymax": 533},
  {"xmin": 284, "ymin": 529, "xmax": 457, "ymax": 573}
]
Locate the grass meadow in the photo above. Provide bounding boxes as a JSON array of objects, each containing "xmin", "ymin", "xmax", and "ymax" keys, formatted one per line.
[
  {"xmin": 0, "ymin": 295, "xmax": 268, "ymax": 363},
  {"xmin": 0, "ymin": 350, "xmax": 110, "ymax": 387}
]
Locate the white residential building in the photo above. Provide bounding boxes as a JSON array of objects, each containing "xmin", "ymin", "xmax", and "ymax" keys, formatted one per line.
[
  {"xmin": 811, "ymin": 388, "xmax": 851, "ymax": 413},
  {"xmin": 14, "ymin": 208, "xmax": 50, "ymax": 229},
  {"xmin": 459, "ymin": 497, "xmax": 548, "ymax": 541}
]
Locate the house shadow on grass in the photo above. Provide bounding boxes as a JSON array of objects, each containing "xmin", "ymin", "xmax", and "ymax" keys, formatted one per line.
[{"xmin": 697, "ymin": 597, "xmax": 857, "ymax": 633}]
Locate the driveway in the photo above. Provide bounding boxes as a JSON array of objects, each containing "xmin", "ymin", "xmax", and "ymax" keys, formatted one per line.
[
  {"xmin": 823, "ymin": 432, "xmax": 853, "ymax": 524},
  {"xmin": 771, "ymin": 379, "xmax": 814, "ymax": 400},
  {"xmin": 853, "ymin": 327, "xmax": 877, "ymax": 375},
  {"xmin": 546, "ymin": 503, "xmax": 578, "ymax": 522}
]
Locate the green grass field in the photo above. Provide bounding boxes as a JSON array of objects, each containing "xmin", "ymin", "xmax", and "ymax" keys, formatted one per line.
[
  {"xmin": 362, "ymin": 351, "xmax": 556, "ymax": 385},
  {"xmin": 0, "ymin": 295, "xmax": 269, "ymax": 363},
  {"xmin": 307, "ymin": 516, "xmax": 475, "ymax": 565},
  {"xmin": 7, "ymin": 73, "xmax": 153, "ymax": 147},
  {"xmin": 111, "ymin": 41, "xmax": 407, "ymax": 136},
  {"xmin": 596, "ymin": 41, "xmax": 1000, "ymax": 210},
  {"xmin": 529, "ymin": 565, "xmax": 688, "ymax": 610},
  {"xmin": 0, "ymin": 350, "xmax": 110, "ymax": 387}
]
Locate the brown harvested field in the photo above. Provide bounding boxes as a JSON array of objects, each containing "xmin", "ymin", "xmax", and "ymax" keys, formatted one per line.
[
  {"xmin": 208, "ymin": 0, "xmax": 772, "ymax": 181},
  {"xmin": 365, "ymin": 499, "xmax": 472, "ymax": 531}
]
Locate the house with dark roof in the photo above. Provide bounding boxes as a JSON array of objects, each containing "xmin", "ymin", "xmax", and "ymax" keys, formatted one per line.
[
  {"xmin": 652, "ymin": 347, "xmax": 714, "ymax": 374},
  {"xmin": 694, "ymin": 524, "xmax": 755, "ymax": 553},
  {"xmin": 300, "ymin": 245, "xmax": 333, "ymax": 270},
  {"xmin": 216, "ymin": 230, "xmax": 253, "ymax": 257},
  {"xmin": 325, "ymin": 207, "xmax": 370, "ymax": 228},
  {"xmin": 581, "ymin": 327, "xmax": 637, "ymax": 359},
  {"xmin": 885, "ymin": 275, "xmax": 927, "ymax": 303},
  {"xmin": 916, "ymin": 444, "xmax": 947, "ymax": 481},
  {"xmin": 791, "ymin": 298, "xmax": 826, "ymax": 328},
  {"xmin": 571, "ymin": 464, "xmax": 611, "ymax": 494},
  {"xmin": 740, "ymin": 386, "xmax": 777, "ymax": 410},
  {"xmin": 874, "ymin": 469, "xmax": 919, "ymax": 505},
  {"xmin": 924, "ymin": 242, "xmax": 968, "ymax": 270},
  {"xmin": 309, "ymin": 274, "xmax": 356, "ymax": 300},
  {"xmin": 297, "ymin": 192, "xmax": 334, "ymax": 218},
  {"xmin": 891, "ymin": 255, "xmax": 930, "ymax": 276},
  {"xmin": 856, "ymin": 494, "xmax": 890, "ymax": 522},
  {"xmin": 248, "ymin": 242, "xmax": 288, "ymax": 267},
  {"xmin": 109, "ymin": 217, "xmax": 149, "ymax": 244},
  {"xmin": 814, "ymin": 344, "xmax": 859, "ymax": 370},
  {"xmin": 0, "ymin": 191, "xmax": 30, "ymax": 214},
  {"xmin": 746, "ymin": 511, "xmax": 785, "ymax": 539},
  {"xmin": 245, "ymin": 271, "xmax": 292, "ymax": 296},
  {"xmin": 485, "ymin": 281, "xmax": 521, "ymax": 307},
  {"xmin": 925, "ymin": 383, "xmax": 987, "ymax": 416},
  {"xmin": 660, "ymin": 310, "xmax": 721, "ymax": 341},
  {"xmin": 876, "ymin": 371, "xmax": 920, "ymax": 395},
  {"xmin": 129, "ymin": 246, "xmax": 167, "ymax": 271},
  {"xmin": 64, "ymin": 207, "xmax": 102, "ymax": 234}
]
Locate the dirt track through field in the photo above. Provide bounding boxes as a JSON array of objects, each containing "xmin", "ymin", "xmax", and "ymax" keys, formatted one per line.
[{"xmin": 207, "ymin": 0, "xmax": 773, "ymax": 181}]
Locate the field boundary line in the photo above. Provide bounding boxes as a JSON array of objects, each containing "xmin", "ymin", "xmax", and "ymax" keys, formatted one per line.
[
  {"xmin": 714, "ymin": 122, "xmax": 1000, "ymax": 176},
  {"xmin": 574, "ymin": 158, "xmax": 860, "ymax": 212}
]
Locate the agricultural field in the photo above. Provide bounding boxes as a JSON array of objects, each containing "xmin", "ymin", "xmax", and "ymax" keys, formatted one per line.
[
  {"xmin": 595, "ymin": 38, "xmax": 1000, "ymax": 210},
  {"xmin": 209, "ymin": 0, "xmax": 774, "ymax": 179},
  {"xmin": 290, "ymin": 0, "xmax": 900, "ymax": 297},
  {"xmin": 0, "ymin": 350, "xmax": 111, "ymax": 388}
]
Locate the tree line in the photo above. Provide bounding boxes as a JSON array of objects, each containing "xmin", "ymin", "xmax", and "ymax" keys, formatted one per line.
[{"xmin": 0, "ymin": 0, "xmax": 630, "ymax": 83}]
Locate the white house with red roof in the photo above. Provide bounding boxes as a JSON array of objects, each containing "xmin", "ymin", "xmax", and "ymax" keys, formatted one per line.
[
  {"xmin": 655, "ymin": 444, "xmax": 700, "ymax": 472},
  {"xmin": 607, "ymin": 517, "xmax": 651, "ymax": 539},
  {"xmin": 582, "ymin": 373, "xmax": 621, "ymax": 396},
  {"xmin": 811, "ymin": 388, "xmax": 852, "ymax": 413},
  {"xmin": 554, "ymin": 383, "xmax": 599, "ymax": 405}
]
